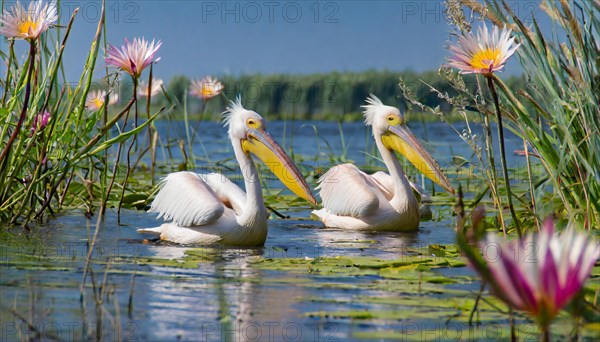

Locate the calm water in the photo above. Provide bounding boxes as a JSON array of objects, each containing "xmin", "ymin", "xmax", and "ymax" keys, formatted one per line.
[
  {"xmin": 0, "ymin": 120, "xmax": 549, "ymax": 341},
  {"xmin": 151, "ymin": 119, "xmax": 528, "ymax": 168}
]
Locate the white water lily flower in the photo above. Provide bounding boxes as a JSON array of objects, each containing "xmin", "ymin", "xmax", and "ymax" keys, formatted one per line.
[
  {"xmin": 85, "ymin": 90, "xmax": 119, "ymax": 111},
  {"xmin": 447, "ymin": 25, "xmax": 520, "ymax": 75},
  {"xmin": 137, "ymin": 79, "xmax": 163, "ymax": 98},
  {"xmin": 189, "ymin": 76, "xmax": 224, "ymax": 101},
  {"xmin": 0, "ymin": 0, "xmax": 58, "ymax": 40}
]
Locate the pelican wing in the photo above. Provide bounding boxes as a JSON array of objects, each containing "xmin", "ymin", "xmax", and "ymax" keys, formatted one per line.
[
  {"xmin": 201, "ymin": 173, "xmax": 247, "ymax": 215},
  {"xmin": 317, "ymin": 164, "xmax": 379, "ymax": 217},
  {"xmin": 370, "ymin": 171, "xmax": 431, "ymax": 202},
  {"xmin": 149, "ymin": 172, "xmax": 225, "ymax": 226},
  {"xmin": 369, "ymin": 171, "xmax": 394, "ymax": 200}
]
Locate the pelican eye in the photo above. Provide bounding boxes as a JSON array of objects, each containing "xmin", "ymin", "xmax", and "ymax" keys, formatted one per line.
[
  {"xmin": 386, "ymin": 115, "xmax": 401, "ymax": 125},
  {"xmin": 246, "ymin": 118, "xmax": 261, "ymax": 129}
]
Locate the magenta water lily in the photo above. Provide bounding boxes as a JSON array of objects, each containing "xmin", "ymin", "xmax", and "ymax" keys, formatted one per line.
[
  {"xmin": 105, "ymin": 37, "xmax": 162, "ymax": 79},
  {"xmin": 482, "ymin": 219, "xmax": 599, "ymax": 328}
]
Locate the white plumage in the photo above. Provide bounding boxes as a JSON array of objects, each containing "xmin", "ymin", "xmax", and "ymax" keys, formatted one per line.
[
  {"xmin": 139, "ymin": 171, "xmax": 265, "ymax": 245},
  {"xmin": 313, "ymin": 95, "xmax": 453, "ymax": 231},
  {"xmin": 149, "ymin": 172, "xmax": 225, "ymax": 227},
  {"xmin": 317, "ymin": 164, "xmax": 380, "ymax": 218},
  {"xmin": 139, "ymin": 97, "xmax": 315, "ymax": 245}
]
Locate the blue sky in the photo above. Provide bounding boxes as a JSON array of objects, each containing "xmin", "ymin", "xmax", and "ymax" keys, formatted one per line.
[{"xmin": 2, "ymin": 0, "xmax": 547, "ymax": 82}]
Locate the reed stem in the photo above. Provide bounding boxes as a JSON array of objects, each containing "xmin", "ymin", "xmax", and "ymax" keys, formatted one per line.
[
  {"xmin": 0, "ymin": 41, "xmax": 36, "ymax": 164},
  {"xmin": 487, "ymin": 75, "xmax": 523, "ymax": 237}
]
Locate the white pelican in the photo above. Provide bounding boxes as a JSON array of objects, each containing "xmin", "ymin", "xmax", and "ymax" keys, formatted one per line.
[
  {"xmin": 312, "ymin": 95, "xmax": 454, "ymax": 231},
  {"xmin": 139, "ymin": 97, "xmax": 316, "ymax": 245}
]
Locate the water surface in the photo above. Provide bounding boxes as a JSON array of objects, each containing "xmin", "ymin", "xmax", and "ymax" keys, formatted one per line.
[{"xmin": 2, "ymin": 120, "xmax": 583, "ymax": 341}]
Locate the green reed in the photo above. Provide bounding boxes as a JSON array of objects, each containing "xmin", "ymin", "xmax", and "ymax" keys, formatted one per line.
[
  {"xmin": 482, "ymin": 0, "xmax": 598, "ymax": 228},
  {"xmin": 420, "ymin": 0, "xmax": 600, "ymax": 231},
  {"xmin": 0, "ymin": 1, "xmax": 161, "ymax": 225}
]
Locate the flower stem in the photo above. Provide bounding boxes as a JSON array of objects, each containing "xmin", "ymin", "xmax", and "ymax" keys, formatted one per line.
[
  {"xmin": 146, "ymin": 65, "xmax": 157, "ymax": 183},
  {"xmin": 0, "ymin": 41, "xmax": 36, "ymax": 164},
  {"xmin": 541, "ymin": 325, "xmax": 551, "ymax": 342},
  {"xmin": 509, "ymin": 308, "xmax": 516, "ymax": 342},
  {"xmin": 1, "ymin": 40, "xmax": 15, "ymax": 106},
  {"xmin": 99, "ymin": 92, "xmax": 137, "ymax": 217},
  {"xmin": 117, "ymin": 79, "xmax": 138, "ymax": 224},
  {"xmin": 483, "ymin": 108, "xmax": 506, "ymax": 235},
  {"xmin": 487, "ymin": 75, "xmax": 523, "ymax": 238}
]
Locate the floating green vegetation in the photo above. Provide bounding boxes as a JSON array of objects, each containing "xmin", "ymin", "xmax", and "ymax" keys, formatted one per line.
[
  {"xmin": 2, "ymin": 232, "xmax": 597, "ymax": 341},
  {"xmin": 249, "ymin": 255, "xmax": 465, "ymax": 278}
]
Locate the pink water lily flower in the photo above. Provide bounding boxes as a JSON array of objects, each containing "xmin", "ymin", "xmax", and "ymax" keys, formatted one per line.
[
  {"xmin": 105, "ymin": 38, "xmax": 162, "ymax": 79},
  {"xmin": 0, "ymin": 0, "xmax": 58, "ymax": 40},
  {"xmin": 189, "ymin": 76, "xmax": 224, "ymax": 101},
  {"xmin": 447, "ymin": 25, "xmax": 520, "ymax": 75},
  {"xmin": 483, "ymin": 219, "xmax": 599, "ymax": 327}
]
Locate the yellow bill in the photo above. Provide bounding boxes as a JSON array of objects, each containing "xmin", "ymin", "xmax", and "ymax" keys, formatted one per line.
[
  {"xmin": 242, "ymin": 128, "xmax": 317, "ymax": 205},
  {"xmin": 382, "ymin": 125, "xmax": 454, "ymax": 194}
]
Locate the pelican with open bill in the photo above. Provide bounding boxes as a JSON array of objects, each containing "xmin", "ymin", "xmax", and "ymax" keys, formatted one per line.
[
  {"xmin": 313, "ymin": 94, "xmax": 454, "ymax": 231},
  {"xmin": 139, "ymin": 97, "xmax": 316, "ymax": 245}
]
